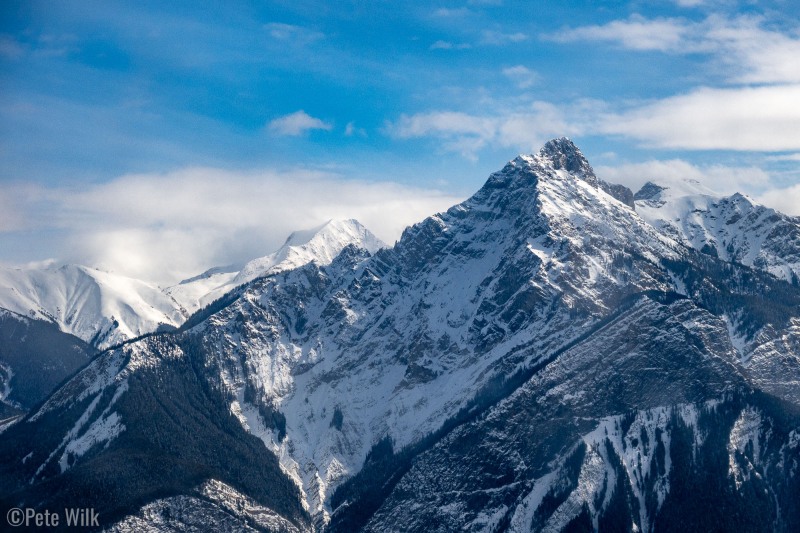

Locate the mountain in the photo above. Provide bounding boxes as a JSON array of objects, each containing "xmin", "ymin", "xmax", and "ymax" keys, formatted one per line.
[
  {"xmin": 1, "ymin": 139, "xmax": 799, "ymax": 532},
  {"xmin": 634, "ymin": 179, "xmax": 800, "ymax": 284},
  {"xmin": 0, "ymin": 220, "xmax": 383, "ymax": 351},
  {"xmin": 0, "ymin": 220, "xmax": 383, "ymax": 426},
  {"xmin": 165, "ymin": 219, "xmax": 386, "ymax": 315},
  {"xmin": 0, "ymin": 309, "xmax": 95, "ymax": 419},
  {"xmin": 0, "ymin": 264, "xmax": 186, "ymax": 349}
]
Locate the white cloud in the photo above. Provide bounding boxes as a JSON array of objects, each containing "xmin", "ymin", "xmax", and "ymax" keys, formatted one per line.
[
  {"xmin": 0, "ymin": 257, "xmax": 59, "ymax": 272},
  {"xmin": 546, "ymin": 14, "xmax": 800, "ymax": 84},
  {"xmin": 756, "ymin": 184, "xmax": 800, "ymax": 216},
  {"xmin": 387, "ymin": 103, "xmax": 578, "ymax": 159},
  {"xmin": 390, "ymin": 83, "xmax": 799, "ymax": 155},
  {"xmin": 267, "ymin": 110, "xmax": 333, "ymax": 136},
  {"xmin": 0, "ymin": 185, "xmax": 34, "ymax": 232},
  {"xmin": 705, "ymin": 15, "xmax": 800, "ymax": 84},
  {"xmin": 414, "ymin": 16, "xmax": 800, "ymax": 156},
  {"xmin": 502, "ymin": 65, "xmax": 539, "ymax": 89},
  {"xmin": 595, "ymin": 159, "xmax": 771, "ymax": 196},
  {"xmin": 597, "ymin": 84, "xmax": 800, "ymax": 151},
  {"xmin": 0, "ymin": 168, "xmax": 462, "ymax": 285},
  {"xmin": 597, "ymin": 158, "xmax": 800, "ymax": 218},
  {"xmin": 0, "ymin": 182, "xmax": 59, "ymax": 233},
  {"xmin": 547, "ymin": 15, "xmax": 689, "ymax": 51}
]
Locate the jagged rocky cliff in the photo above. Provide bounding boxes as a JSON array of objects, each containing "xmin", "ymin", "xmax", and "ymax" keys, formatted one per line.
[{"xmin": 1, "ymin": 139, "xmax": 798, "ymax": 532}]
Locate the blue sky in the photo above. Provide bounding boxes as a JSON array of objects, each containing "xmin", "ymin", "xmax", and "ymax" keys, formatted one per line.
[{"xmin": 1, "ymin": 0, "xmax": 799, "ymax": 283}]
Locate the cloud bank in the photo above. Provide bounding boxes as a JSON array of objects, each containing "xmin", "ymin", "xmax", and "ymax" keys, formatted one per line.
[
  {"xmin": 0, "ymin": 168, "xmax": 462, "ymax": 285},
  {"xmin": 599, "ymin": 84, "xmax": 800, "ymax": 151}
]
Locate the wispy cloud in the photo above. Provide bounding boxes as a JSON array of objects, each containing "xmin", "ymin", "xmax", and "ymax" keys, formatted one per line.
[
  {"xmin": 267, "ymin": 110, "xmax": 333, "ymax": 136},
  {"xmin": 0, "ymin": 35, "xmax": 25, "ymax": 59},
  {"xmin": 430, "ymin": 40, "xmax": 471, "ymax": 50},
  {"xmin": 390, "ymin": 111, "xmax": 495, "ymax": 139},
  {"xmin": 429, "ymin": 29, "xmax": 528, "ymax": 53},
  {"xmin": 767, "ymin": 153, "xmax": 800, "ymax": 162},
  {"xmin": 0, "ymin": 168, "xmax": 462, "ymax": 284},
  {"xmin": 387, "ymin": 103, "xmax": 578, "ymax": 160},
  {"xmin": 432, "ymin": 7, "xmax": 472, "ymax": 18},
  {"xmin": 264, "ymin": 22, "xmax": 324, "ymax": 43},
  {"xmin": 481, "ymin": 30, "xmax": 528, "ymax": 45},
  {"xmin": 546, "ymin": 15, "xmax": 688, "ymax": 51},
  {"xmin": 546, "ymin": 14, "xmax": 800, "ymax": 84},
  {"xmin": 0, "ymin": 182, "xmax": 46, "ymax": 232},
  {"xmin": 501, "ymin": 65, "xmax": 539, "ymax": 89},
  {"xmin": 597, "ymin": 84, "xmax": 800, "ymax": 151},
  {"xmin": 344, "ymin": 122, "xmax": 367, "ymax": 137}
]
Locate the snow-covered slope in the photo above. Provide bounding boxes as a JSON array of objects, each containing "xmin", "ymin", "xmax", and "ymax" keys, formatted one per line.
[
  {"xmin": 0, "ymin": 264, "xmax": 186, "ymax": 348},
  {"xmin": 2, "ymin": 139, "xmax": 799, "ymax": 532},
  {"xmin": 162, "ymin": 265, "xmax": 242, "ymax": 316},
  {"xmin": 0, "ymin": 220, "xmax": 384, "ymax": 349},
  {"xmin": 634, "ymin": 179, "xmax": 800, "ymax": 282},
  {"xmin": 166, "ymin": 219, "xmax": 385, "ymax": 315}
]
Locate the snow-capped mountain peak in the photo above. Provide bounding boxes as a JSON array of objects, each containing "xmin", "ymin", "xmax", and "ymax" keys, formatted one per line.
[
  {"xmin": 536, "ymin": 137, "xmax": 598, "ymax": 187},
  {"xmin": 165, "ymin": 219, "xmax": 386, "ymax": 314},
  {"xmin": 233, "ymin": 218, "xmax": 385, "ymax": 285},
  {"xmin": 633, "ymin": 181, "xmax": 668, "ymax": 201},
  {"xmin": 4, "ymin": 139, "xmax": 800, "ymax": 532},
  {"xmin": 634, "ymin": 179, "xmax": 800, "ymax": 282},
  {"xmin": 528, "ymin": 138, "xmax": 636, "ymax": 209}
]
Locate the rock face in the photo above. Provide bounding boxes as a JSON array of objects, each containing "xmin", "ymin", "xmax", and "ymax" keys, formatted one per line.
[
  {"xmin": 599, "ymin": 180, "xmax": 636, "ymax": 209},
  {"xmin": 1, "ymin": 139, "xmax": 799, "ymax": 532}
]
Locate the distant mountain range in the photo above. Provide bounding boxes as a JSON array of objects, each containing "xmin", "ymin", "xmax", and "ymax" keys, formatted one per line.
[
  {"xmin": 0, "ymin": 219, "xmax": 385, "ymax": 351},
  {"xmin": 634, "ymin": 178, "xmax": 800, "ymax": 283},
  {"xmin": 1, "ymin": 139, "xmax": 798, "ymax": 532}
]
